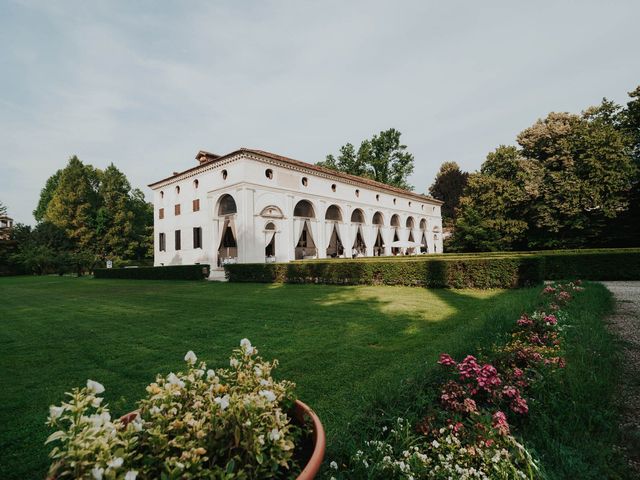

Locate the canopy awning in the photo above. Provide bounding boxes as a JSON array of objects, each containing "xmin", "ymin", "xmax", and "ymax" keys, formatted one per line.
[{"xmin": 388, "ymin": 240, "xmax": 421, "ymax": 248}]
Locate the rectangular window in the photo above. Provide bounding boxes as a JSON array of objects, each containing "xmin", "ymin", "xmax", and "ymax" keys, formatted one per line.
[
  {"xmin": 159, "ymin": 233, "xmax": 166, "ymax": 251},
  {"xmin": 192, "ymin": 199, "xmax": 200, "ymax": 212},
  {"xmin": 175, "ymin": 230, "xmax": 181, "ymax": 250},
  {"xmin": 175, "ymin": 204, "xmax": 181, "ymax": 216},
  {"xmin": 193, "ymin": 227, "xmax": 202, "ymax": 249},
  {"xmin": 159, "ymin": 208, "xmax": 164, "ymax": 219}
]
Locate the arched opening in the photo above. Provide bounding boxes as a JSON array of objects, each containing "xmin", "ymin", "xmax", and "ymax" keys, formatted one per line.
[
  {"xmin": 218, "ymin": 194, "xmax": 237, "ymax": 216},
  {"xmin": 294, "ymin": 200, "xmax": 315, "ymax": 218},
  {"xmin": 372, "ymin": 212, "xmax": 384, "ymax": 256},
  {"xmin": 390, "ymin": 214, "xmax": 400, "ymax": 227},
  {"xmin": 260, "ymin": 205, "xmax": 284, "ymax": 218},
  {"xmin": 350, "ymin": 208, "xmax": 365, "ymax": 223},
  {"xmin": 265, "ymin": 222, "xmax": 276, "ymax": 260},
  {"xmin": 325, "ymin": 205, "xmax": 342, "ymax": 222},
  {"xmin": 217, "ymin": 194, "xmax": 238, "ymax": 267},
  {"xmin": 406, "ymin": 216, "xmax": 415, "ymax": 229},
  {"xmin": 433, "ymin": 233, "xmax": 439, "ymax": 253},
  {"xmin": 294, "ymin": 200, "xmax": 316, "ymax": 259},
  {"xmin": 419, "ymin": 219, "xmax": 428, "ymax": 253},
  {"xmin": 407, "ymin": 229, "xmax": 417, "ymax": 255},
  {"xmin": 193, "ymin": 179, "xmax": 199, "ymax": 189},
  {"xmin": 392, "ymin": 228, "xmax": 401, "ymax": 256}
]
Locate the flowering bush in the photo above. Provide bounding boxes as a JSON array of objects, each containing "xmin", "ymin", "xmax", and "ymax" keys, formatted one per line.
[
  {"xmin": 46, "ymin": 339, "xmax": 305, "ymax": 479},
  {"xmin": 329, "ymin": 281, "xmax": 584, "ymax": 479}
]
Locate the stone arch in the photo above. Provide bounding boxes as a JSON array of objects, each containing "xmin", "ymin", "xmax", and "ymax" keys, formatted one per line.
[
  {"xmin": 293, "ymin": 199, "xmax": 316, "ymax": 218},
  {"xmin": 325, "ymin": 204, "xmax": 343, "ymax": 222},
  {"xmin": 390, "ymin": 214, "xmax": 401, "ymax": 227},
  {"xmin": 406, "ymin": 216, "xmax": 415, "ymax": 229},
  {"xmin": 350, "ymin": 208, "xmax": 365, "ymax": 224},
  {"xmin": 372, "ymin": 211, "xmax": 384, "ymax": 225},
  {"xmin": 419, "ymin": 218, "xmax": 427, "ymax": 230},
  {"xmin": 217, "ymin": 194, "xmax": 237, "ymax": 216}
]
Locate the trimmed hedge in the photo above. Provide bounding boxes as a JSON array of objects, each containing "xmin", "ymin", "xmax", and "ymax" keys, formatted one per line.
[
  {"xmin": 94, "ymin": 264, "xmax": 210, "ymax": 280},
  {"xmin": 225, "ymin": 257, "xmax": 544, "ymax": 289},
  {"xmin": 225, "ymin": 249, "xmax": 640, "ymax": 287},
  {"xmin": 543, "ymin": 250, "xmax": 640, "ymax": 280}
]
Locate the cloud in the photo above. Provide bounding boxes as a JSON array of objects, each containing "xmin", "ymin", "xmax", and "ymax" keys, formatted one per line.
[{"xmin": 1, "ymin": 0, "xmax": 639, "ymax": 223}]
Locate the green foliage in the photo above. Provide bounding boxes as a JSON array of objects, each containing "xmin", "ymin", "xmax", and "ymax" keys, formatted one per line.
[
  {"xmin": 542, "ymin": 250, "xmax": 640, "ymax": 280},
  {"xmin": 428, "ymin": 161, "xmax": 469, "ymax": 223},
  {"xmin": 0, "ymin": 200, "xmax": 7, "ymax": 217},
  {"xmin": 450, "ymin": 87, "xmax": 639, "ymax": 251},
  {"xmin": 33, "ymin": 157, "xmax": 153, "ymax": 263},
  {"xmin": 318, "ymin": 128, "xmax": 415, "ymax": 189},
  {"xmin": 225, "ymin": 256, "xmax": 544, "ymax": 288},
  {"xmin": 0, "ymin": 276, "xmax": 542, "ymax": 479},
  {"xmin": 94, "ymin": 264, "xmax": 210, "ymax": 280}
]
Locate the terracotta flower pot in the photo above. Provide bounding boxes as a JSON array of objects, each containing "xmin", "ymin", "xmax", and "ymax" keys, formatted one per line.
[{"xmin": 47, "ymin": 399, "xmax": 325, "ymax": 480}]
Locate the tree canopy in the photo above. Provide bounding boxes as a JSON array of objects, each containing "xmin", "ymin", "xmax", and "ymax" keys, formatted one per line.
[
  {"xmin": 449, "ymin": 87, "xmax": 639, "ymax": 251},
  {"xmin": 318, "ymin": 128, "xmax": 415, "ymax": 190},
  {"xmin": 428, "ymin": 161, "xmax": 469, "ymax": 224}
]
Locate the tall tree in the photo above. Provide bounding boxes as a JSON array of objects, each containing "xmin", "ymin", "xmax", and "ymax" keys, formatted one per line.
[
  {"xmin": 428, "ymin": 162, "xmax": 469, "ymax": 223},
  {"xmin": 0, "ymin": 200, "xmax": 7, "ymax": 216},
  {"xmin": 449, "ymin": 146, "xmax": 536, "ymax": 251},
  {"xmin": 33, "ymin": 170, "xmax": 61, "ymax": 222},
  {"xmin": 43, "ymin": 156, "xmax": 100, "ymax": 250},
  {"xmin": 318, "ymin": 128, "xmax": 415, "ymax": 189}
]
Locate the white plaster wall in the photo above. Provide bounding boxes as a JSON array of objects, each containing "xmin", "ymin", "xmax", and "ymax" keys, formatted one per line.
[{"xmin": 151, "ymin": 153, "xmax": 444, "ymax": 269}]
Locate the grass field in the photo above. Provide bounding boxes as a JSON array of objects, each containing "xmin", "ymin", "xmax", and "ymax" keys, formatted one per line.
[{"xmin": 0, "ymin": 276, "xmax": 547, "ymax": 479}]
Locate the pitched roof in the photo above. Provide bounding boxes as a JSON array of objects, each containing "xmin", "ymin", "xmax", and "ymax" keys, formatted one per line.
[{"xmin": 148, "ymin": 147, "xmax": 443, "ymax": 205}]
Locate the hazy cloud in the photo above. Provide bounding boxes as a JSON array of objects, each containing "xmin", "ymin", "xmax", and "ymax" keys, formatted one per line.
[{"xmin": 1, "ymin": 0, "xmax": 639, "ymax": 223}]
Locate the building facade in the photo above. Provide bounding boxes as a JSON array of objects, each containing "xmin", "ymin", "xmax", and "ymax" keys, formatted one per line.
[{"xmin": 148, "ymin": 148, "xmax": 443, "ymax": 270}]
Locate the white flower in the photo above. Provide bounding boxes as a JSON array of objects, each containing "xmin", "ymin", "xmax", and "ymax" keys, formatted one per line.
[
  {"xmin": 330, "ymin": 461, "xmax": 338, "ymax": 470},
  {"xmin": 230, "ymin": 358, "xmax": 239, "ymax": 368},
  {"xmin": 258, "ymin": 434, "xmax": 265, "ymax": 445},
  {"xmin": 167, "ymin": 372, "xmax": 185, "ymax": 388},
  {"xmin": 107, "ymin": 457, "xmax": 123, "ymax": 469},
  {"xmin": 49, "ymin": 405, "xmax": 64, "ymax": 420},
  {"xmin": 206, "ymin": 369, "xmax": 217, "ymax": 380},
  {"xmin": 214, "ymin": 394, "xmax": 230, "ymax": 411},
  {"xmin": 86, "ymin": 380, "xmax": 105, "ymax": 394},
  {"xmin": 431, "ymin": 439, "xmax": 440, "ymax": 448},
  {"xmin": 91, "ymin": 397, "xmax": 103, "ymax": 408},
  {"xmin": 240, "ymin": 338, "xmax": 255, "ymax": 355},
  {"xmin": 184, "ymin": 350, "xmax": 197, "ymax": 365},
  {"xmin": 259, "ymin": 390, "xmax": 276, "ymax": 402},
  {"xmin": 150, "ymin": 406, "xmax": 161, "ymax": 415},
  {"xmin": 91, "ymin": 467, "xmax": 104, "ymax": 480},
  {"xmin": 254, "ymin": 366, "xmax": 263, "ymax": 377},
  {"xmin": 269, "ymin": 428, "xmax": 280, "ymax": 441},
  {"xmin": 259, "ymin": 379, "xmax": 269, "ymax": 386},
  {"xmin": 125, "ymin": 470, "xmax": 138, "ymax": 480}
]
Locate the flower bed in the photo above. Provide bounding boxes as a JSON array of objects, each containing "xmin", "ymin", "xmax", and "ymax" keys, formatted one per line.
[
  {"xmin": 329, "ymin": 281, "xmax": 584, "ymax": 479},
  {"xmin": 45, "ymin": 340, "xmax": 324, "ymax": 479}
]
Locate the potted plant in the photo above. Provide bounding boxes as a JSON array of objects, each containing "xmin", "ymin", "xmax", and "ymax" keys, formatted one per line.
[{"xmin": 45, "ymin": 339, "xmax": 325, "ymax": 479}]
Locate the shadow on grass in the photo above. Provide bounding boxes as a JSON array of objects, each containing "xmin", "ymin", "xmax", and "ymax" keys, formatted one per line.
[{"xmin": 0, "ymin": 277, "xmax": 541, "ymax": 480}]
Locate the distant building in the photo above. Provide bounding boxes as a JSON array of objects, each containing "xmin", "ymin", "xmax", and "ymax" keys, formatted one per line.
[
  {"xmin": 148, "ymin": 148, "xmax": 444, "ymax": 271},
  {"xmin": 0, "ymin": 215, "xmax": 14, "ymax": 241}
]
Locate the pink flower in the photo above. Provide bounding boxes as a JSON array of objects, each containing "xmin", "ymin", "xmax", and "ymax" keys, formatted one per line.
[
  {"xmin": 503, "ymin": 386, "xmax": 518, "ymax": 398},
  {"xmin": 544, "ymin": 314, "xmax": 558, "ymax": 326},
  {"xmin": 543, "ymin": 286, "xmax": 556, "ymax": 294},
  {"xmin": 517, "ymin": 314, "xmax": 534, "ymax": 327},
  {"xmin": 511, "ymin": 395, "xmax": 529, "ymax": 415},
  {"xmin": 492, "ymin": 411, "xmax": 510, "ymax": 435},
  {"xmin": 463, "ymin": 398, "xmax": 478, "ymax": 413},
  {"xmin": 438, "ymin": 353, "xmax": 457, "ymax": 367},
  {"xmin": 513, "ymin": 367, "xmax": 524, "ymax": 378},
  {"xmin": 457, "ymin": 355, "xmax": 481, "ymax": 379}
]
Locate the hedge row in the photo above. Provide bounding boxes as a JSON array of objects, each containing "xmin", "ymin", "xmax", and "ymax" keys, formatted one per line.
[
  {"xmin": 543, "ymin": 251, "xmax": 640, "ymax": 280},
  {"xmin": 94, "ymin": 264, "xmax": 210, "ymax": 280},
  {"xmin": 225, "ymin": 249, "xmax": 640, "ymax": 288},
  {"xmin": 225, "ymin": 257, "xmax": 544, "ymax": 289}
]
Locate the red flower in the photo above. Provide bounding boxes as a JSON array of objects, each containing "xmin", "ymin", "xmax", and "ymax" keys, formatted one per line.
[
  {"xmin": 510, "ymin": 395, "xmax": 529, "ymax": 414},
  {"xmin": 492, "ymin": 411, "xmax": 510, "ymax": 435},
  {"xmin": 438, "ymin": 353, "xmax": 457, "ymax": 367}
]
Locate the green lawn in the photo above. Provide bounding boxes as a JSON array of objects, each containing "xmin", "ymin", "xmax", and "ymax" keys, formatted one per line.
[{"xmin": 0, "ymin": 276, "xmax": 544, "ymax": 479}]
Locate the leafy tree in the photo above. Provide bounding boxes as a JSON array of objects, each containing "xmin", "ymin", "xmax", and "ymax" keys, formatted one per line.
[
  {"xmin": 33, "ymin": 170, "xmax": 61, "ymax": 222},
  {"xmin": 428, "ymin": 162, "xmax": 469, "ymax": 224},
  {"xmin": 518, "ymin": 104, "xmax": 636, "ymax": 248},
  {"xmin": 43, "ymin": 156, "xmax": 100, "ymax": 250},
  {"xmin": 449, "ymin": 146, "xmax": 536, "ymax": 251},
  {"xmin": 0, "ymin": 200, "xmax": 6, "ymax": 216},
  {"xmin": 318, "ymin": 128, "xmax": 415, "ymax": 189}
]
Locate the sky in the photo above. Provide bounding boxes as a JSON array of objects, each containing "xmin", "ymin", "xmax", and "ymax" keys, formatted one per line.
[{"xmin": 1, "ymin": 0, "xmax": 639, "ymax": 225}]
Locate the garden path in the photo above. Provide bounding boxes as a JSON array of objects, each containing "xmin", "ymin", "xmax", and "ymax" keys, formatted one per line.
[{"xmin": 602, "ymin": 281, "xmax": 640, "ymax": 474}]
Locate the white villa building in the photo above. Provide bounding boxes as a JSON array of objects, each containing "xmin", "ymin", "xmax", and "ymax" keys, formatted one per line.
[{"xmin": 148, "ymin": 148, "xmax": 443, "ymax": 270}]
